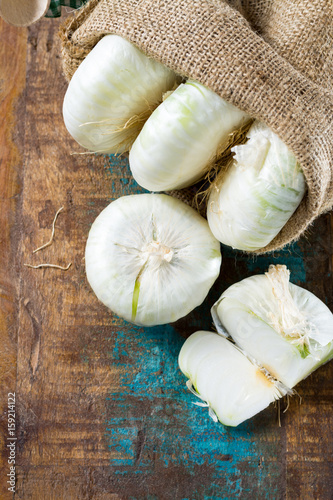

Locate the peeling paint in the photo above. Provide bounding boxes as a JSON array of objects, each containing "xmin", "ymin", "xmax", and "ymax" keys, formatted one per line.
[
  {"xmin": 100, "ymin": 153, "xmax": 315, "ymax": 498},
  {"xmin": 104, "ymin": 323, "xmax": 285, "ymax": 498}
]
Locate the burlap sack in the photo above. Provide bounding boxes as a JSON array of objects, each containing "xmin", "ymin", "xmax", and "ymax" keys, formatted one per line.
[
  {"xmin": 60, "ymin": 0, "xmax": 333, "ymax": 253},
  {"xmin": 234, "ymin": 0, "xmax": 333, "ymax": 92}
]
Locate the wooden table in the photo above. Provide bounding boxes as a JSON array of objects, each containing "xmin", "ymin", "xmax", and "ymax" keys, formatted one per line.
[{"xmin": 0, "ymin": 14, "xmax": 332, "ymax": 500}]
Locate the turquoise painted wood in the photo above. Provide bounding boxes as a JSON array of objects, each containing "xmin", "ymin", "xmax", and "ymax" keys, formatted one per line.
[{"xmin": 90, "ymin": 154, "xmax": 332, "ymax": 499}]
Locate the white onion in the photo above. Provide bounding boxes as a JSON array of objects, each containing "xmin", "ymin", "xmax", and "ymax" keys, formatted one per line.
[
  {"xmin": 129, "ymin": 80, "xmax": 250, "ymax": 191},
  {"xmin": 179, "ymin": 265, "xmax": 333, "ymax": 426},
  {"xmin": 212, "ymin": 264, "xmax": 333, "ymax": 388},
  {"xmin": 178, "ymin": 330, "xmax": 288, "ymax": 427},
  {"xmin": 85, "ymin": 193, "xmax": 222, "ymax": 326},
  {"xmin": 63, "ymin": 35, "xmax": 178, "ymax": 154},
  {"xmin": 207, "ymin": 121, "xmax": 306, "ymax": 251}
]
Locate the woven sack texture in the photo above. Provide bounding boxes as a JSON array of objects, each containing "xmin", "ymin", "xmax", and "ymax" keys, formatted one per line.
[
  {"xmin": 60, "ymin": 0, "xmax": 333, "ymax": 253},
  {"xmin": 234, "ymin": 0, "xmax": 332, "ymax": 91}
]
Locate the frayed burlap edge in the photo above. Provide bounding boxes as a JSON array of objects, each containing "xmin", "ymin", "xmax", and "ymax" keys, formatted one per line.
[{"xmin": 60, "ymin": 0, "xmax": 101, "ymax": 81}]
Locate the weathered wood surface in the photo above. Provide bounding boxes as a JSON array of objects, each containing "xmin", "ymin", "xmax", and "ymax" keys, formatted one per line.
[{"xmin": 0, "ymin": 14, "xmax": 332, "ymax": 500}]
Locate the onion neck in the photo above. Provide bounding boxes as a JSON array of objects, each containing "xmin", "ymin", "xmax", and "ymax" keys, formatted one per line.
[{"xmin": 265, "ymin": 265, "xmax": 318, "ymax": 353}]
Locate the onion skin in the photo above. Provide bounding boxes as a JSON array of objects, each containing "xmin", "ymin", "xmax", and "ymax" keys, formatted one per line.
[
  {"xmin": 85, "ymin": 194, "xmax": 222, "ymax": 326},
  {"xmin": 179, "ymin": 330, "xmax": 287, "ymax": 427},
  {"xmin": 63, "ymin": 35, "xmax": 179, "ymax": 154},
  {"xmin": 207, "ymin": 121, "xmax": 306, "ymax": 252},
  {"xmin": 212, "ymin": 265, "xmax": 333, "ymax": 388},
  {"xmin": 129, "ymin": 79, "xmax": 250, "ymax": 191}
]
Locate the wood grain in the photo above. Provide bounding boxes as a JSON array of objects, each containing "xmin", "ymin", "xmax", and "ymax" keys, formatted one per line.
[
  {"xmin": 0, "ymin": 19, "xmax": 27, "ymax": 500},
  {"xmin": 0, "ymin": 14, "xmax": 332, "ymax": 500}
]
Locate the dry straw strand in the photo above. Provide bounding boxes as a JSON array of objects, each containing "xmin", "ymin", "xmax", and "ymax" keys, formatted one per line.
[
  {"xmin": 24, "ymin": 263, "xmax": 72, "ymax": 271},
  {"xmin": 33, "ymin": 206, "xmax": 64, "ymax": 254}
]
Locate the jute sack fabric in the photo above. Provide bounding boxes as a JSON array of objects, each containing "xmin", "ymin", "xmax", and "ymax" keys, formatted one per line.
[
  {"xmin": 60, "ymin": 0, "xmax": 333, "ymax": 253},
  {"xmin": 233, "ymin": 0, "xmax": 332, "ymax": 92}
]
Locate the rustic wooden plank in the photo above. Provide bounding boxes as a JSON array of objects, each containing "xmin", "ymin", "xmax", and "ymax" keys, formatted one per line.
[
  {"xmin": 285, "ymin": 214, "xmax": 333, "ymax": 500},
  {"xmin": 13, "ymin": 17, "xmax": 127, "ymax": 500},
  {"xmin": 0, "ymin": 19, "xmax": 27, "ymax": 500},
  {"xmin": 0, "ymin": 12, "xmax": 332, "ymax": 500}
]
